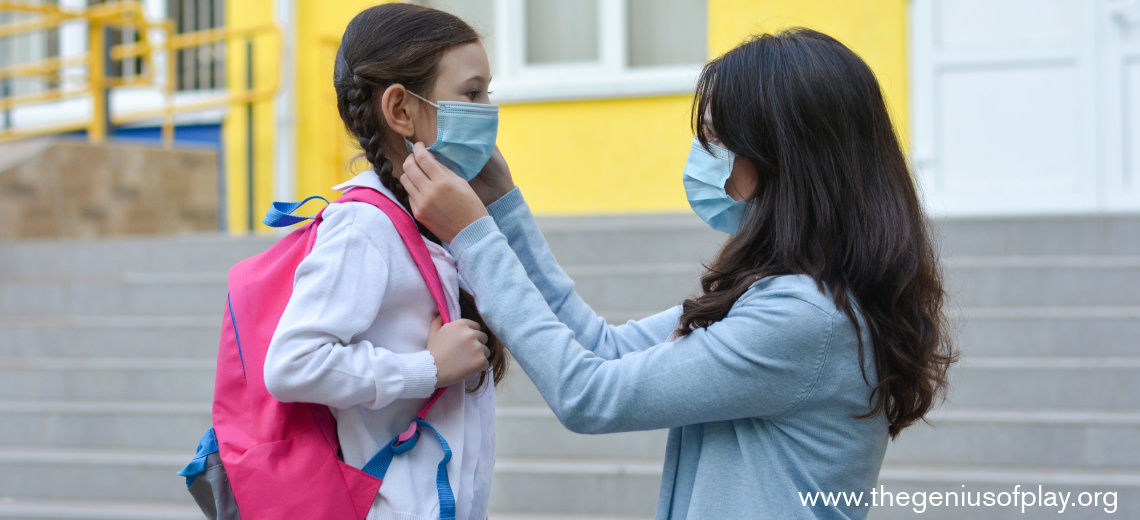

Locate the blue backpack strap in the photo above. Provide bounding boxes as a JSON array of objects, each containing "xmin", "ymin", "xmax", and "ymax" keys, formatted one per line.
[
  {"xmin": 263, "ymin": 195, "xmax": 330, "ymax": 227},
  {"xmin": 361, "ymin": 418, "xmax": 455, "ymax": 520},
  {"xmin": 177, "ymin": 427, "xmax": 220, "ymax": 488}
]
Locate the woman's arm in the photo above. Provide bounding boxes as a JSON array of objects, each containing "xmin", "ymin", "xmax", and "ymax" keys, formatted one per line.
[
  {"xmin": 265, "ymin": 203, "xmax": 439, "ymax": 410},
  {"xmin": 448, "ymin": 216, "xmax": 837, "ymax": 434},
  {"xmin": 482, "ymin": 187, "xmax": 680, "ymax": 359}
]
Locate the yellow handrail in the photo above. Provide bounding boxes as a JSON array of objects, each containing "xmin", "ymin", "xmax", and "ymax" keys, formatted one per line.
[{"xmin": 0, "ymin": 1, "xmax": 281, "ymax": 148}]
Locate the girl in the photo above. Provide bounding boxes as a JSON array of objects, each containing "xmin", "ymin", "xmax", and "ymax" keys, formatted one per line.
[
  {"xmin": 263, "ymin": 4, "xmax": 506, "ymax": 520},
  {"xmin": 400, "ymin": 29, "xmax": 957, "ymax": 519}
]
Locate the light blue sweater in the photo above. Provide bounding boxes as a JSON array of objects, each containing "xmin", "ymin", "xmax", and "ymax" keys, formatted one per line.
[{"xmin": 446, "ymin": 188, "xmax": 889, "ymax": 519}]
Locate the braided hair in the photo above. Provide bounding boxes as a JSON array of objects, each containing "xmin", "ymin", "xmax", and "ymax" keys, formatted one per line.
[{"xmin": 333, "ymin": 3, "xmax": 506, "ymax": 392}]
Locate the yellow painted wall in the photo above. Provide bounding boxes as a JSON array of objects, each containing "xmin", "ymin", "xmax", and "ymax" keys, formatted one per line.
[
  {"xmin": 226, "ymin": 0, "xmax": 910, "ymax": 225},
  {"xmin": 707, "ymin": 0, "xmax": 910, "ymax": 147},
  {"xmin": 294, "ymin": 0, "xmax": 394, "ymax": 203},
  {"xmin": 500, "ymin": 96, "xmax": 694, "ymax": 214},
  {"xmin": 222, "ymin": 0, "xmax": 280, "ymax": 232}
]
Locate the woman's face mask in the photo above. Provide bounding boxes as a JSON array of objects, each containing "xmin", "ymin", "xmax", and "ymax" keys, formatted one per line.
[
  {"xmin": 405, "ymin": 90, "xmax": 498, "ymax": 182},
  {"xmin": 682, "ymin": 137, "xmax": 747, "ymax": 234}
]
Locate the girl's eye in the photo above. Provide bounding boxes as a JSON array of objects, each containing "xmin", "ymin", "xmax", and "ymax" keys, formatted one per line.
[{"xmin": 466, "ymin": 91, "xmax": 479, "ymax": 101}]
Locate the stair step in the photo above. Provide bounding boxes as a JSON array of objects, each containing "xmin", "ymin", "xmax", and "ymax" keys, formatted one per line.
[
  {"xmin": 0, "ymin": 358, "xmax": 214, "ymax": 403},
  {"xmin": 0, "ymin": 499, "xmax": 201, "ymax": 520},
  {"xmin": 935, "ymin": 216, "xmax": 1140, "ymax": 257},
  {"xmin": 0, "ymin": 234, "xmax": 274, "ymax": 281},
  {"xmin": 945, "ymin": 261, "xmax": 1140, "ymax": 306},
  {"xmin": 0, "ymin": 401, "xmax": 211, "ymax": 450},
  {"xmin": 887, "ymin": 410, "xmax": 1140, "ymax": 469},
  {"xmin": 0, "ymin": 317, "xmax": 220, "ymax": 359},
  {"xmin": 956, "ymin": 309, "xmax": 1140, "ymax": 357},
  {"xmin": 0, "ymin": 448, "xmax": 191, "ymax": 503},
  {"xmin": 490, "ymin": 458, "xmax": 661, "ymax": 517},
  {"xmin": 0, "ymin": 277, "xmax": 228, "ymax": 317},
  {"xmin": 495, "ymin": 407, "xmax": 668, "ymax": 461},
  {"xmin": 948, "ymin": 359, "xmax": 1140, "ymax": 410}
]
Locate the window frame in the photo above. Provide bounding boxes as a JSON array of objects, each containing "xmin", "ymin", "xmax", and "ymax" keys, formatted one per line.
[{"xmin": 489, "ymin": 0, "xmax": 704, "ymax": 103}]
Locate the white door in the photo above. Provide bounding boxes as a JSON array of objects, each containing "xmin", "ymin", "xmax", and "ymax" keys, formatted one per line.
[
  {"xmin": 1103, "ymin": 0, "xmax": 1140, "ymax": 210},
  {"xmin": 910, "ymin": 0, "xmax": 1140, "ymax": 216}
]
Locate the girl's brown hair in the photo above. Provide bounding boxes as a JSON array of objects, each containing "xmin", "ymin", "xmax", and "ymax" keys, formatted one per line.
[
  {"xmin": 333, "ymin": 3, "xmax": 506, "ymax": 392},
  {"xmin": 680, "ymin": 29, "xmax": 956, "ymax": 438}
]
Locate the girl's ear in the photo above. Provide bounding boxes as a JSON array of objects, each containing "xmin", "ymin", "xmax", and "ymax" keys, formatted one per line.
[{"xmin": 380, "ymin": 84, "xmax": 415, "ymax": 137}]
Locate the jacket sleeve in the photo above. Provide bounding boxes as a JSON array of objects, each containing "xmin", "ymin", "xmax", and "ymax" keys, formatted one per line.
[
  {"xmin": 483, "ymin": 188, "xmax": 681, "ymax": 360},
  {"xmin": 447, "ymin": 216, "xmax": 838, "ymax": 434},
  {"xmin": 264, "ymin": 203, "xmax": 438, "ymax": 410}
]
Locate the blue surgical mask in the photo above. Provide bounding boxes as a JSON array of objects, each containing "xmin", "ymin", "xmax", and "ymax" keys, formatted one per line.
[
  {"xmin": 404, "ymin": 91, "xmax": 498, "ymax": 181},
  {"xmin": 683, "ymin": 137, "xmax": 747, "ymax": 234}
]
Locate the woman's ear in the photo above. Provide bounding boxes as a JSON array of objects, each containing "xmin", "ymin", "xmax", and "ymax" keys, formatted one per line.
[{"xmin": 380, "ymin": 84, "xmax": 415, "ymax": 138}]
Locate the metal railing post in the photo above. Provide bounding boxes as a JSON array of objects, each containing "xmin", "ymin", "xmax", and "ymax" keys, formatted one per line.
[
  {"xmin": 87, "ymin": 19, "xmax": 107, "ymax": 143},
  {"xmin": 1, "ymin": 79, "xmax": 10, "ymax": 130},
  {"xmin": 102, "ymin": 26, "xmax": 113, "ymax": 138},
  {"xmin": 246, "ymin": 38, "xmax": 255, "ymax": 232}
]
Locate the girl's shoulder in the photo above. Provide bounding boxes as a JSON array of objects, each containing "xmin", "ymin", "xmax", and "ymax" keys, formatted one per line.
[{"xmin": 316, "ymin": 200, "xmax": 406, "ymax": 255}]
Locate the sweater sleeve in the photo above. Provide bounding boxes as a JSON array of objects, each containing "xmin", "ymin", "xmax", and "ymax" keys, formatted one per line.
[
  {"xmin": 264, "ymin": 203, "xmax": 438, "ymax": 410},
  {"xmin": 485, "ymin": 188, "xmax": 680, "ymax": 360},
  {"xmin": 447, "ymin": 217, "xmax": 837, "ymax": 434}
]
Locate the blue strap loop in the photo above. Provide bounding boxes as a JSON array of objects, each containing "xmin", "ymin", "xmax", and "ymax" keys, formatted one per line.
[
  {"xmin": 361, "ymin": 418, "xmax": 455, "ymax": 520},
  {"xmin": 263, "ymin": 195, "xmax": 330, "ymax": 227},
  {"xmin": 177, "ymin": 427, "xmax": 219, "ymax": 488}
]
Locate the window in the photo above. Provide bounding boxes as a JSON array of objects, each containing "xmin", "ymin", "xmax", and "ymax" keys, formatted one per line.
[
  {"xmin": 83, "ymin": 0, "xmax": 224, "ymax": 91},
  {"xmin": 416, "ymin": 0, "xmax": 707, "ymax": 102},
  {"xmin": 88, "ymin": 0, "xmax": 145, "ymax": 80},
  {"xmin": 0, "ymin": 0, "xmax": 62, "ymax": 97},
  {"xmin": 167, "ymin": 0, "xmax": 225, "ymax": 91}
]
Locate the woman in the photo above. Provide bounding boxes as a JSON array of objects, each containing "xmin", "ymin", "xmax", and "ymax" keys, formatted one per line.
[{"xmin": 401, "ymin": 29, "xmax": 956, "ymax": 519}]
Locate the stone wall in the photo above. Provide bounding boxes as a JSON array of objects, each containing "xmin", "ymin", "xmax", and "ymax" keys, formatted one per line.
[{"xmin": 0, "ymin": 138, "xmax": 219, "ymax": 238}]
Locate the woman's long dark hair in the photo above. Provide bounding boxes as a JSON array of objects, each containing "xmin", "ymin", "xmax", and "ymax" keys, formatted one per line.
[
  {"xmin": 332, "ymin": 3, "xmax": 506, "ymax": 392},
  {"xmin": 678, "ymin": 29, "xmax": 955, "ymax": 438}
]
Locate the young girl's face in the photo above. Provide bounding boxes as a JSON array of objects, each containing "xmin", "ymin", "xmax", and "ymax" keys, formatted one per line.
[{"xmin": 409, "ymin": 40, "xmax": 493, "ymax": 146}]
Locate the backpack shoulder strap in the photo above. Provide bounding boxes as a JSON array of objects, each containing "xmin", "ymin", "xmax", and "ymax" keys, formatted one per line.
[{"xmin": 323, "ymin": 187, "xmax": 449, "ymax": 420}]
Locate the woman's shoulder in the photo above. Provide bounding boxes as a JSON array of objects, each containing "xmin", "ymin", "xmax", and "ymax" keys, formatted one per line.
[{"xmin": 739, "ymin": 274, "xmax": 841, "ymax": 318}]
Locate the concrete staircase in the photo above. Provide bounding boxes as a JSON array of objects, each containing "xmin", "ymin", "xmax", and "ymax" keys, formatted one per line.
[{"xmin": 0, "ymin": 214, "xmax": 1137, "ymax": 519}]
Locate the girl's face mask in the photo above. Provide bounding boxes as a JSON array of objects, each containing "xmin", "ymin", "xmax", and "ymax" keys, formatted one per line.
[
  {"xmin": 405, "ymin": 90, "xmax": 499, "ymax": 181},
  {"xmin": 682, "ymin": 137, "xmax": 747, "ymax": 234}
]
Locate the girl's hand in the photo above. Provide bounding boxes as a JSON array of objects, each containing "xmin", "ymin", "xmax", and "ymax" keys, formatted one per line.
[
  {"xmin": 468, "ymin": 146, "xmax": 516, "ymax": 206},
  {"xmin": 426, "ymin": 316, "xmax": 490, "ymax": 389},
  {"xmin": 401, "ymin": 142, "xmax": 490, "ymax": 243}
]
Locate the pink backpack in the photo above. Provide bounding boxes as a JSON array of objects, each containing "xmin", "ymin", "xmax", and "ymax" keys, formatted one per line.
[{"xmin": 179, "ymin": 187, "xmax": 455, "ymax": 520}]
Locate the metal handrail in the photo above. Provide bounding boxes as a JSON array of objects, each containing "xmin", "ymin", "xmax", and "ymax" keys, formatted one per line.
[{"xmin": 0, "ymin": 1, "xmax": 280, "ymax": 148}]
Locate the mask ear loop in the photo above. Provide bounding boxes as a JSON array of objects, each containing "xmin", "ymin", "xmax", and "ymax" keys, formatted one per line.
[
  {"xmin": 406, "ymin": 90, "xmax": 441, "ymax": 109},
  {"xmin": 404, "ymin": 90, "xmax": 441, "ymax": 148}
]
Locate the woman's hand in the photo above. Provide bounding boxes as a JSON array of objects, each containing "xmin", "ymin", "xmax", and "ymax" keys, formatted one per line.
[
  {"xmin": 401, "ymin": 142, "xmax": 490, "ymax": 243},
  {"xmin": 426, "ymin": 316, "xmax": 490, "ymax": 388},
  {"xmin": 468, "ymin": 146, "xmax": 516, "ymax": 206}
]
